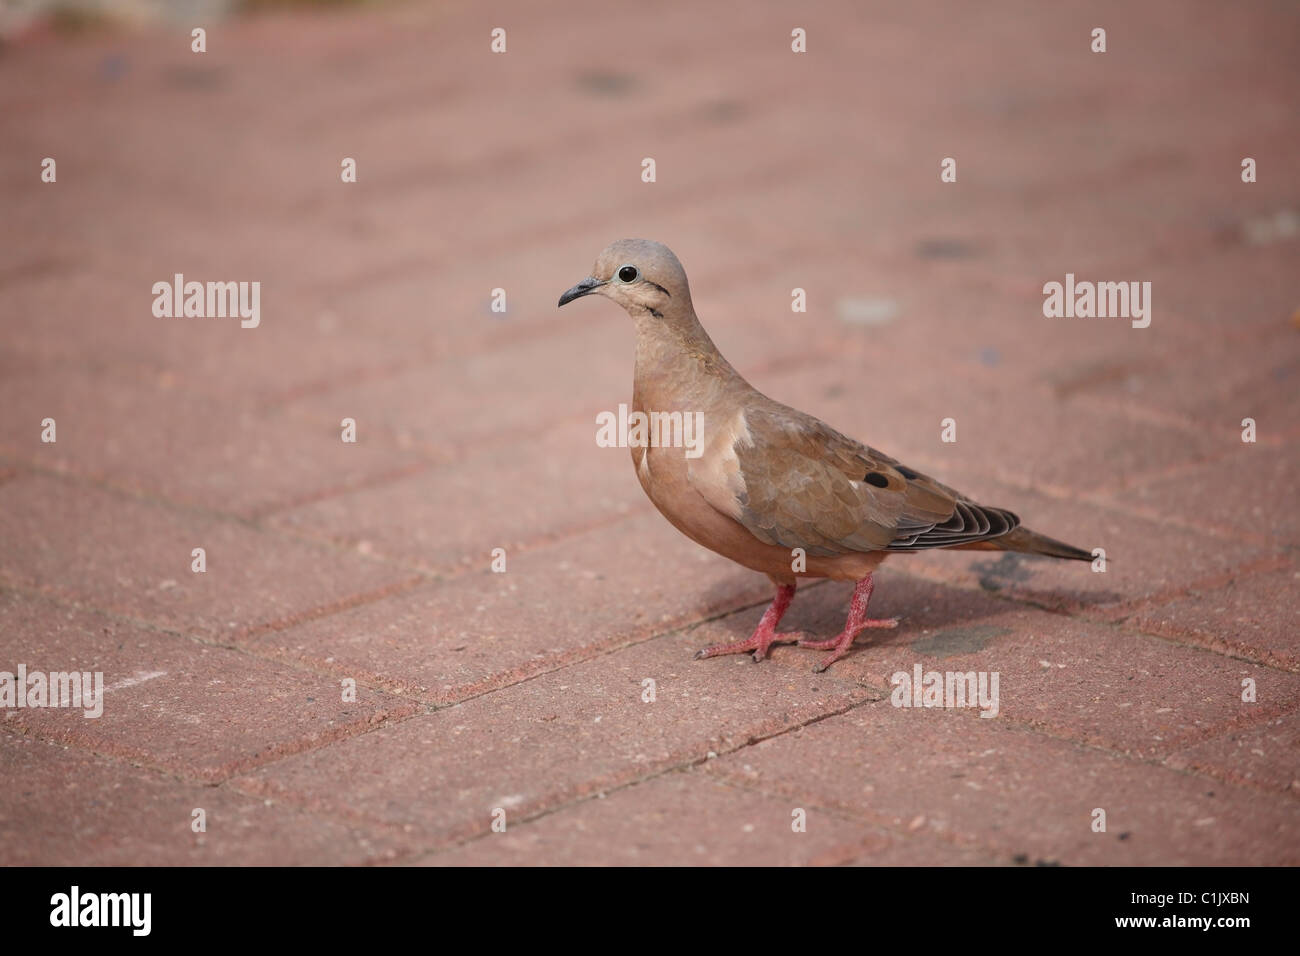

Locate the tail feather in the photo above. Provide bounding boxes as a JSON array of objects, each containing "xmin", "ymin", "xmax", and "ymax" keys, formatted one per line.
[{"xmin": 953, "ymin": 526, "xmax": 1093, "ymax": 561}]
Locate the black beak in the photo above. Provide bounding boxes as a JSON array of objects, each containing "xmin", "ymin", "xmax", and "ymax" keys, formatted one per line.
[{"xmin": 557, "ymin": 276, "xmax": 603, "ymax": 307}]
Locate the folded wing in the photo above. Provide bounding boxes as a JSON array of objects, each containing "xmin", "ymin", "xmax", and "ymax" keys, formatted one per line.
[{"xmin": 691, "ymin": 401, "xmax": 1019, "ymax": 556}]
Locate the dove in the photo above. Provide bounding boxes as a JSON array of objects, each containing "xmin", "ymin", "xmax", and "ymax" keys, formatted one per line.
[{"xmin": 559, "ymin": 239, "xmax": 1093, "ymax": 672}]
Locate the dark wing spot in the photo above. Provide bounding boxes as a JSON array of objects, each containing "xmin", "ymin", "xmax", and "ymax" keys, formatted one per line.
[
  {"xmin": 897, "ymin": 465, "xmax": 920, "ymax": 480},
  {"xmin": 863, "ymin": 472, "xmax": 889, "ymax": 488}
]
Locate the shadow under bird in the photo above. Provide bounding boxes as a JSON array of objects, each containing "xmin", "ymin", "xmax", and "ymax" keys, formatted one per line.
[{"xmin": 559, "ymin": 239, "xmax": 1093, "ymax": 672}]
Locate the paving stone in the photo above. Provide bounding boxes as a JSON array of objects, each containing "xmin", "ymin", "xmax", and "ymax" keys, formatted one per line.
[
  {"xmin": 0, "ymin": 589, "xmax": 420, "ymax": 781},
  {"xmin": 704, "ymin": 701, "xmax": 1300, "ymax": 864},
  {"xmin": 0, "ymin": 366, "xmax": 428, "ymax": 517},
  {"xmin": 265, "ymin": 421, "xmax": 643, "ymax": 571},
  {"xmin": 1165, "ymin": 712, "xmax": 1300, "ymax": 796},
  {"xmin": 771, "ymin": 570, "xmax": 1300, "ymax": 760},
  {"xmin": 0, "ymin": 731, "xmax": 407, "ymax": 865},
  {"xmin": 1127, "ymin": 560, "xmax": 1300, "ymax": 670},
  {"xmin": 246, "ymin": 511, "xmax": 771, "ymax": 705},
  {"xmin": 0, "ymin": 473, "xmax": 418, "ymax": 640},
  {"xmin": 420, "ymin": 769, "xmax": 999, "ymax": 866},
  {"xmin": 233, "ymin": 625, "xmax": 874, "ymax": 849}
]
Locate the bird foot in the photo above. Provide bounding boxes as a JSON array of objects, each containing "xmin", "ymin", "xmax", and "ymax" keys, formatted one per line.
[
  {"xmin": 798, "ymin": 618, "xmax": 900, "ymax": 650},
  {"xmin": 799, "ymin": 617, "xmax": 901, "ymax": 672},
  {"xmin": 694, "ymin": 631, "xmax": 803, "ymax": 663}
]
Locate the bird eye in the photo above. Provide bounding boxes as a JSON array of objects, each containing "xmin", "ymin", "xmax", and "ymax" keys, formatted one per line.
[{"xmin": 617, "ymin": 265, "xmax": 639, "ymax": 283}]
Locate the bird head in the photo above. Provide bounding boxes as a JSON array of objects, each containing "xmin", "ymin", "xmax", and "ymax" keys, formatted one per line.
[{"xmin": 557, "ymin": 239, "xmax": 692, "ymax": 321}]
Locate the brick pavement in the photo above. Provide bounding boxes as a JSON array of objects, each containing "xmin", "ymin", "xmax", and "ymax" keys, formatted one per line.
[{"xmin": 0, "ymin": 0, "xmax": 1296, "ymax": 865}]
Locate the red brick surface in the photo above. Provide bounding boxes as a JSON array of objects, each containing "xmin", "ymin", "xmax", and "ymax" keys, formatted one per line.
[
  {"xmin": 232, "ymin": 629, "xmax": 875, "ymax": 847},
  {"xmin": 0, "ymin": 590, "xmax": 420, "ymax": 781},
  {"xmin": 0, "ymin": 366, "xmax": 430, "ymax": 517},
  {"xmin": 0, "ymin": 734, "xmax": 406, "ymax": 865},
  {"xmin": 701, "ymin": 703, "xmax": 1300, "ymax": 865},
  {"xmin": 0, "ymin": 474, "xmax": 419, "ymax": 639},
  {"xmin": 0, "ymin": 0, "xmax": 1296, "ymax": 865},
  {"xmin": 422, "ymin": 770, "xmax": 1000, "ymax": 866},
  {"xmin": 245, "ymin": 512, "xmax": 771, "ymax": 704},
  {"xmin": 1166, "ymin": 712, "xmax": 1300, "ymax": 796},
  {"xmin": 771, "ymin": 572, "xmax": 1300, "ymax": 760},
  {"xmin": 1126, "ymin": 559, "xmax": 1300, "ymax": 670}
]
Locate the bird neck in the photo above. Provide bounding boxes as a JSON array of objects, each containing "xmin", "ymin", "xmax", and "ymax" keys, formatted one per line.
[{"xmin": 631, "ymin": 309, "xmax": 746, "ymax": 412}]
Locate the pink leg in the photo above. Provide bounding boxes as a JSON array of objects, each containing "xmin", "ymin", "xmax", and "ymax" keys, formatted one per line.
[
  {"xmin": 695, "ymin": 584, "xmax": 801, "ymax": 663},
  {"xmin": 798, "ymin": 574, "xmax": 900, "ymax": 672}
]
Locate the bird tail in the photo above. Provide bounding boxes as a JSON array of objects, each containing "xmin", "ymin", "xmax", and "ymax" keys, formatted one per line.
[{"xmin": 954, "ymin": 526, "xmax": 1094, "ymax": 561}]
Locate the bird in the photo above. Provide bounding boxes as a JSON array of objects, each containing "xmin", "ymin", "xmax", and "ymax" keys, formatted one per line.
[{"xmin": 558, "ymin": 239, "xmax": 1093, "ymax": 672}]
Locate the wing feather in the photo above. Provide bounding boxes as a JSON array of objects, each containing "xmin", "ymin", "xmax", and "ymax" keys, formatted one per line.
[{"xmin": 695, "ymin": 401, "xmax": 1019, "ymax": 555}]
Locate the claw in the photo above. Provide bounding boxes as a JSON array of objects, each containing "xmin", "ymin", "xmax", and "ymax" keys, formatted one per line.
[
  {"xmin": 693, "ymin": 584, "xmax": 798, "ymax": 663},
  {"xmin": 799, "ymin": 575, "xmax": 898, "ymax": 672},
  {"xmin": 695, "ymin": 631, "xmax": 802, "ymax": 662},
  {"xmin": 694, "ymin": 576, "xmax": 900, "ymax": 673}
]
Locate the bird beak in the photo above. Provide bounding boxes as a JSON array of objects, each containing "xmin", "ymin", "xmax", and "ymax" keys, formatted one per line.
[{"xmin": 557, "ymin": 276, "xmax": 604, "ymax": 307}]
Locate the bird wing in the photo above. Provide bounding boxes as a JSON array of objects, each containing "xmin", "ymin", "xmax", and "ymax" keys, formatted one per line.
[{"xmin": 690, "ymin": 401, "xmax": 1017, "ymax": 556}]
